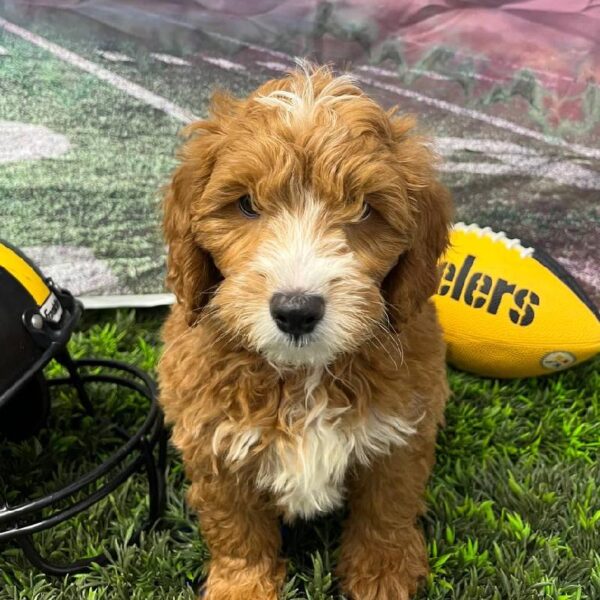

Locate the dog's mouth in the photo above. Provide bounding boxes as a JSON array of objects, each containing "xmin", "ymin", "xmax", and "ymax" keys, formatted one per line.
[
  {"xmin": 274, "ymin": 328, "xmax": 323, "ymax": 355},
  {"xmin": 286, "ymin": 333, "xmax": 315, "ymax": 348},
  {"xmin": 259, "ymin": 329, "xmax": 335, "ymax": 367}
]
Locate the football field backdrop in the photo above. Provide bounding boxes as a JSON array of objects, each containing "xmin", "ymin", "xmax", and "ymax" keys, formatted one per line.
[{"xmin": 1, "ymin": 1, "xmax": 599, "ymax": 307}]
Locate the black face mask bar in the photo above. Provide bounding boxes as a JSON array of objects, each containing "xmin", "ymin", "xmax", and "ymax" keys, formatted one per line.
[
  {"xmin": 0, "ymin": 355, "xmax": 167, "ymax": 575},
  {"xmin": 0, "ymin": 283, "xmax": 167, "ymax": 575}
]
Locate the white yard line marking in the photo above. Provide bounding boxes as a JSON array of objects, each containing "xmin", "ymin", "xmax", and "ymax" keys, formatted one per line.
[
  {"xmin": 354, "ymin": 73, "xmax": 600, "ymax": 160},
  {"xmin": 360, "ymin": 64, "xmax": 525, "ymax": 87},
  {"xmin": 256, "ymin": 60, "xmax": 290, "ymax": 72},
  {"xmin": 200, "ymin": 55, "xmax": 246, "ymax": 72},
  {"xmin": 151, "ymin": 52, "xmax": 191, "ymax": 66},
  {"xmin": 0, "ymin": 121, "xmax": 71, "ymax": 163},
  {"xmin": 410, "ymin": 67, "xmax": 452, "ymax": 81},
  {"xmin": 0, "ymin": 17, "xmax": 197, "ymax": 123},
  {"xmin": 95, "ymin": 49, "xmax": 134, "ymax": 62}
]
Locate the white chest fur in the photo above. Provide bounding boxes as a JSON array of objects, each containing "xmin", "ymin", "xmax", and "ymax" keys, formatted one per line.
[{"xmin": 213, "ymin": 397, "xmax": 418, "ymax": 521}]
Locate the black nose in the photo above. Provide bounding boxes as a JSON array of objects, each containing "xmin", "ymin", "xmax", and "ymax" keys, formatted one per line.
[{"xmin": 270, "ymin": 293, "xmax": 325, "ymax": 337}]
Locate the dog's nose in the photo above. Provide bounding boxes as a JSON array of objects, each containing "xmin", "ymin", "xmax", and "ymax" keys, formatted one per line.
[{"xmin": 270, "ymin": 293, "xmax": 325, "ymax": 337}]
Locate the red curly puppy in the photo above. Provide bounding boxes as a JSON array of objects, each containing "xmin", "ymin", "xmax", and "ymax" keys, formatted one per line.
[{"xmin": 158, "ymin": 63, "xmax": 452, "ymax": 600}]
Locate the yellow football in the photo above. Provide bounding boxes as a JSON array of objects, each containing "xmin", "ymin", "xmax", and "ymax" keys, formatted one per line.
[{"xmin": 433, "ymin": 223, "xmax": 600, "ymax": 378}]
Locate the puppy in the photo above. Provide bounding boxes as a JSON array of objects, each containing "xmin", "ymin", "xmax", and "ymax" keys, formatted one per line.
[{"xmin": 158, "ymin": 63, "xmax": 452, "ymax": 600}]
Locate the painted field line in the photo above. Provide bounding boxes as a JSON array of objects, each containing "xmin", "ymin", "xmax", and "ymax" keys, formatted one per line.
[
  {"xmin": 256, "ymin": 60, "xmax": 290, "ymax": 72},
  {"xmin": 0, "ymin": 17, "xmax": 197, "ymax": 124},
  {"xmin": 151, "ymin": 52, "xmax": 191, "ymax": 66},
  {"xmin": 95, "ymin": 49, "xmax": 134, "ymax": 63},
  {"xmin": 355, "ymin": 73, "xmax": 600, "ymax": 161},
  {"xmin": 200, "ymin": 55, "xmax": 246, "ymax": 72}
]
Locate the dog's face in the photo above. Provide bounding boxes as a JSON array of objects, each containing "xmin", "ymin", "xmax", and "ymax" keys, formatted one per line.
[{"xmin": 164, "ymin": 65, "xmax": 451, "ymax": 367}]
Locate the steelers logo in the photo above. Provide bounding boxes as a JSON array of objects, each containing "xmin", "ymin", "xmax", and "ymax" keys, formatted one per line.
[{"xmin": 541, "ymin": 351, "xmax": 577, "ymax": 371}]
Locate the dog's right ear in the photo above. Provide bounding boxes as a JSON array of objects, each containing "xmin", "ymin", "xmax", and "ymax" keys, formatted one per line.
[{"xmin": 163, "ymin": 120, "xmax": 223, "ymax": 327}]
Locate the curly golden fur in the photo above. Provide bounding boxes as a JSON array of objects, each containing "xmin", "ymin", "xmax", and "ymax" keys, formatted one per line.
[{"xmin": 159, "ymin": 63, "xmax": 452, "ymax": 599}]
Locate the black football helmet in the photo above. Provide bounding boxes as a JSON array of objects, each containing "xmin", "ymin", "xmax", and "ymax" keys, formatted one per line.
[{"xmin": 0, "ymin": 239, "xmax": 166, "ymax": 575}]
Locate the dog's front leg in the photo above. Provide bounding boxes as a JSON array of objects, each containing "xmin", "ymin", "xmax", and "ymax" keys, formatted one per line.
[
  {"xmin": 338, "ymin": 434, "xmax": 436, "ymax": 600},
  {"xmin": 188, "ymin": 472, "xmax": 285, "ymax": 600}
]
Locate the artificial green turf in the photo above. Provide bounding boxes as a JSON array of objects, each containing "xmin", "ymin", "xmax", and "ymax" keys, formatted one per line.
[{"xmin": 0, "ymin": 309, "xmax": 599, "ymax": 600}]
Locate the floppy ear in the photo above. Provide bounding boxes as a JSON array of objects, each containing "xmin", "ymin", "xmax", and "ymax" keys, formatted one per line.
[
  {"xmin": 383, "ymin": 119, "xmax": 452, "ymax": 324},
  {"xmin": 163, "ymin": 120, "xmax": 223, "ymax": 327}
]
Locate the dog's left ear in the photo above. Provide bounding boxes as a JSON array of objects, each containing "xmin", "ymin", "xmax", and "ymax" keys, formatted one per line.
[{"xmin": 383, "ymin": 119, "xmax": 452, "ymax": 324}]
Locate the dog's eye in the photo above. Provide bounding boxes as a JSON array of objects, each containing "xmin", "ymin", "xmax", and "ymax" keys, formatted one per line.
[
  {"xmin": 238, "ymin": 194, "xmax": 259, "ymax": 218},
  {"xmin": 357, "ymin": 201, "xmax": 372, "ymax": 222}
]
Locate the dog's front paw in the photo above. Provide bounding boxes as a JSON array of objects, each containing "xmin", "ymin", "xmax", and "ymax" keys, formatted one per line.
[
  {"xmin": 201, "ymin": 581, "xmax": 278, "ymax": 600},
  {"xmin": 200, "ymin": 558, "xmax": 284, "ymax": 600},
  {"xmin": 340, "ymin": 569, "xmax": 417, "ymax": 600},
  {"xmin": 338, "ymin": 534, "xmax": 428, "ymax": 600}
]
